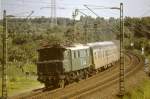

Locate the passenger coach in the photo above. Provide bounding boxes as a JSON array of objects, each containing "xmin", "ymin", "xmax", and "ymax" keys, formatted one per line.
[{"xmin": 87, "ymin": 42, "xmax": 119, "ymax": 70}]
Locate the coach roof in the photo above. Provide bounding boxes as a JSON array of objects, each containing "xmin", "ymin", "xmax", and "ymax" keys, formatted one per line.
[
  {"xmin": 87, "ymin": 41, "xmax": 114, "ymax": 47},
  {"xmin": 66, "ymin": 44, "xmax": 89, "ymax": 50}
]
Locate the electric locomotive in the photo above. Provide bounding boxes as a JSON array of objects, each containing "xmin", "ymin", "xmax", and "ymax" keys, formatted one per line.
[{"xmin": 37, "ymin": 41, "xmax": 119, "ymax": 88}]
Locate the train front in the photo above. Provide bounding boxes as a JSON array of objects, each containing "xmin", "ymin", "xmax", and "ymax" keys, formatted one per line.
[{"xmin": 37, "ymin": 45, "xmax": 66, "ymax": 88}]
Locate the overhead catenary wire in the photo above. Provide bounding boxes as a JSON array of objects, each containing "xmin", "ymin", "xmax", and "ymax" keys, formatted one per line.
[
  {"xmin": 83, "ymin": 4, "xmax": 120, "ymax": 9},
  {"xmin": 1, "ymin": 1, "xmax": 123, "ymax": 22},
  {"xmin": 1, "ymin": 1, "xmax": 121, "ymax": 19},
  {"xmin": 141, "ymin": 8, "xmax": 150, "ymax": 17},
  {"xmin": 84, "ymin": 5, "xmax": 99, "ymax": 17}
]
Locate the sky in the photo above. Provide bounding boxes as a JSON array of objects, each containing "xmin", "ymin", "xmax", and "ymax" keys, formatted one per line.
[{"xmin": 0, "ymin": 0, "xmax": 150, "ymax": 19}]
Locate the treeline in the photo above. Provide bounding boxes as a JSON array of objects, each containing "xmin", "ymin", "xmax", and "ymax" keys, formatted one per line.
[
  {"xmin": 0, "ymin": 16, "xmax": 150, "ymax": 67},
  {"xmin": 124, "ymin": 17, "xmax": 150, "ymax": 55}
]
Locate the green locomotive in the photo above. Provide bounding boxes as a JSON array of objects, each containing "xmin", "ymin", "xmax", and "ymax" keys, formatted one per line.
[{"xmin": 37, "ymin": 41, "xmax": 119, "ymax": 88}]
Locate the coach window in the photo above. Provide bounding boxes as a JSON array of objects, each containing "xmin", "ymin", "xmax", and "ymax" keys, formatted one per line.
[
  {"xmin": 74, "ymin": 51, "xmax": 76, "ymax": 58},
  {"xmin": 84, "ymin": 50, "xmax": 86, "ymax": 57},
  {"xmin": 72, "ymin": 51, "xmax": 74, "ymax": 59},
  {"xmin": 76, "ymin": 51, "xmax": 78, "ymax": 58},
  {"xmin": 97, "ymin": 51, "xmax": 99, "ymax": 59},
  {"xmin": 80, "ymin": 50, "xmax": 83, "ymax": 57},
  {"xmin": 64, "ymin": 51, "xmax": 68, "ymax": 58},
  {"xmin": 106, "ymin": 50, "xmax": 109, "ymax": 56},
  {"xmin": 98, "ymin": 50, "xmax": 101, "ymax": 58},
  {"xmin": 103, "ymin": 51, "xmax": 105, "ymax": 58},
  {"xmin": 80, "ymin": 50, "xmax": 85, "ymax": 57},
  {"xmin": 78, "ymin": 50, "xmax": 80, "ymax": 57},
  {"xmin": 106, "ymin": 50, "xmax": 108, "ymax": 56},
  {"xmin": 86, "ymin": 50, "xmax": 89, "ymax": 56},
  {"xmin": 94, "ymin": 52, "xmax": 97, "ymax": 59}
]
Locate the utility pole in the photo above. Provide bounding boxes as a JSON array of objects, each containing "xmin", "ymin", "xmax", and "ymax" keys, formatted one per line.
[
  {"xmin": 84, "ymin": 17, "xmax": 88, "ymax": 43},
  {"xmin": 2, "ymin": 10, "xmax": 7, "ymax": 99},
  {"xmin": 75, "ymin": 9, "xmax": 89, "ymax": 43},
  {"xmin": 119, "ymin": 3, "xmax": 125, "ymax": 96},
  {"xmin": 51, "ymin": 0, "xmax": 57, "ymax": 26},
  {"xmin": 93, "ymin": 23, "xmax": 98, "ymax": 41},
  {"xmin": 84, "ymin": 5, "xmax": 99, "ymax": 41},
  {"xmin": 83, "ymin": 3, "xmax": 125, "ymax": 96},
  {"xmin": 72, "ymin": 11, "xmax": 76, "ymax": 42}
]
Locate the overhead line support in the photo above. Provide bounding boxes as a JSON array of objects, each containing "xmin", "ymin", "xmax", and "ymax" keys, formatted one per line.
[
  {"xmin": 2, "ymin": 10, "xmax": 8, "ymax": 99},
  {"xmin": 119, "ymin": 2, "xmax": 125, "ymax": 97}
]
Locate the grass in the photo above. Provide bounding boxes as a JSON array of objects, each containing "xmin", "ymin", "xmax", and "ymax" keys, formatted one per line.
[
  {"xmin": 123, "ymin": 53, "xmax": 150, "ymax": 99},
  {"xmin": 0, "ymin": 76, "xmax": 42, "ymax": 96},
  {"xmin": 0, "ymin": 62, "xmax": 42, "ymax": 97},
  {"xmin": 123, "ymin": 79, "xmax": 150, "ymax": 99}
]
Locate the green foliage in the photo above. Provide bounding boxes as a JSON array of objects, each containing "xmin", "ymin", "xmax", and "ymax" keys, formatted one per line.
[
  {"xmin": 46, "ymin": 26, "xmax": 62, "ymax": 34},
  {"xmin": 12, "ymin": 34, "xmax": 32, "ymax": 45},
  {"xmin": 123, "ymin": 80, "xmax": 150, "ymax": 99},
  {"xmin": 22, "ymin": 62, "xmax": 37, "ymax": 73},
  {"xmin": 0, "ymin": 16, "xmax": 149, "ymax": 61},
  {"xmin": 0, "ymin": 16, "xmax": 149, "ymax": 82},
  {"xmin": 124, "ymin": 17, "xmax": 150, "ymax": 39},
  {"xmin": 64, "ymin": 27, "xmax": 74, "ymax": 42},
  {"xmin": 7, "ymin": 62, "xmax": 25, "ymax": 78},
  {"xmin": 0, "ymin": 17, "xmax": 121, "ymax": 87},
  {"xmin": 0, "ymin": 16, "xmax": 149, "ymax": 64},
  {"xmin": 0, "ymin": 77, "xmax": 42, "ymax": 96},
  {"xmin": 124, "ymin": 17, "xmax": 150, "ymax": 52},
  {"xmin": 0, "ymin": 15, "xmax": 149, "ymax": 97}
]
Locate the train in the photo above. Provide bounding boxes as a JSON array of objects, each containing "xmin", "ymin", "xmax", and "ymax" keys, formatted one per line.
[{"xmin": 37, "ymin": 41, "xmax": 120, "ymax": 88}]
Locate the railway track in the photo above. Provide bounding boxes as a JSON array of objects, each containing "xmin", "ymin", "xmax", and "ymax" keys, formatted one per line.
[
  {"xmin": 69, "ymin": 52, "xmax": 143, "ymax": 99},
  {"xmin": 9, "ymin": 51, "xmax": 143, "ymax": 99}
]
